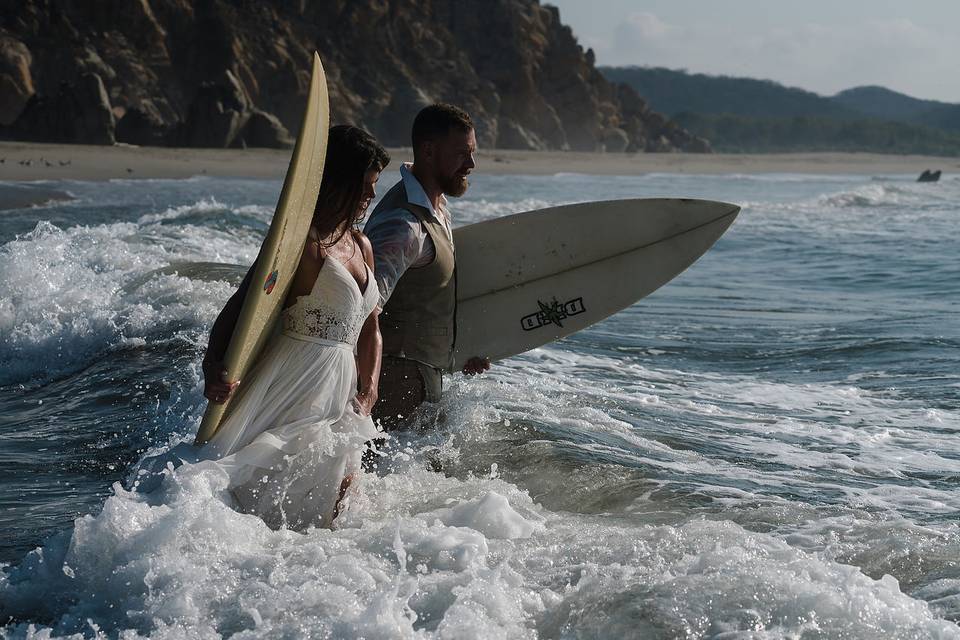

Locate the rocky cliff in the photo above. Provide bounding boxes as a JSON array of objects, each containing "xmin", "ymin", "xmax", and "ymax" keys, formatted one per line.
[{"xmin": 0, "ymin": 0, "xmax": 710, "ymax": 152}]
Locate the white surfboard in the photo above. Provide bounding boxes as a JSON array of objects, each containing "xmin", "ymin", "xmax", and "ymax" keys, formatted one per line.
[{"xmin": 451, "ymin": 198, "xmax": 739, "ymax": 371}]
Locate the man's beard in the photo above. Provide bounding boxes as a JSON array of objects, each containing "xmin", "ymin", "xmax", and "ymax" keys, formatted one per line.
[{"xmin": 440, "ymin": 173, "xmax": 469, "ymax": 197}]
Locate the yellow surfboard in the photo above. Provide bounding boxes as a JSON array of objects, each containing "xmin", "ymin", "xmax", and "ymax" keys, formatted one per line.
[{"xmin": 194, "ymin": 53, "xmax": 329, "ymax": 444}]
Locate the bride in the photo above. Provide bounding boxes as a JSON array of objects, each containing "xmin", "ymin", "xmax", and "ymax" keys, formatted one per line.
[{"xmin": 197, "ymin": 125, "xmax": 389, "ymax": 530}]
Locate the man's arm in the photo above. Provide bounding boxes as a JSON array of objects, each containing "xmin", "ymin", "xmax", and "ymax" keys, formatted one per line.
[
  {"xmin": 364, "ymin": 210, "xmax": 432, "ymax": 307},
  {"xmin": 366, "ymin": 208, "xmax": 489, "ymax": 375}
]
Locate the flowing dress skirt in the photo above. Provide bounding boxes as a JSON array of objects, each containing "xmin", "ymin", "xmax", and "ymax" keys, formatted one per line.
[{"xmin": 201, "ymin": 332, "xmax": 379, "ymax": 530}]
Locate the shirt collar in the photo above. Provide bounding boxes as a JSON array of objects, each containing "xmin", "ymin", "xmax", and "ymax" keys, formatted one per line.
[{"xmin": 400, "ymin": 162, "xmax": 447, "ymax": 220}]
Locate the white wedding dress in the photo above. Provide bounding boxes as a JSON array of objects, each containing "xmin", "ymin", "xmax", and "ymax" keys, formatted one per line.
[{"xmin": 199, "ymin": 255, "xmax": 381, "ymax": 530}]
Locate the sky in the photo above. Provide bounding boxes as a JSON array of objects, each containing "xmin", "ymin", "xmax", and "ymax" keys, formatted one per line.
[{"xmin": 547, "ymin": 0, "xmax": 960, "ymax": 102}]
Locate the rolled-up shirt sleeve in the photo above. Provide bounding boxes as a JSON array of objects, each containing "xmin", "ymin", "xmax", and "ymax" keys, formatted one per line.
[{"xmin": 365, "ymin": 209, "xmax": 429, "ymax": 308}]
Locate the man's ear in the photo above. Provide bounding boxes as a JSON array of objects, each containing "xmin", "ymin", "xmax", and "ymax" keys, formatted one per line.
[{"xmin": 420, "ymin": 140, "xmax": 435, "ymax": 161}]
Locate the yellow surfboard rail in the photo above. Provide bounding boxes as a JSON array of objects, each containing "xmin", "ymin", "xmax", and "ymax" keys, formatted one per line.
[{"xmin": 194, "ymin": 53, "xmax": 330, "ymax": 444}]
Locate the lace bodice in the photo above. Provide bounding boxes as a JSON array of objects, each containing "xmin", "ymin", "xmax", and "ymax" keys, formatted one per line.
[{"xmin": 282, "ymin": 256, "xmax": 378, "ymax": 348}]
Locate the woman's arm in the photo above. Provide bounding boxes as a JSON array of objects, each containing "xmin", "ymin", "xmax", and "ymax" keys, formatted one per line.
[
  {"xmin": 205, "ymin": 227, "xmax": 323, "ymax": 404},
  {"xmin": 202, "ymin": 264, "xmax": 254, "ymax": 403},
  {"xmin": 353, "ymin": 231, "xmax": 382, "ymax": 416},
  {"xmin": 354, "ymin": 309, "xmax": 381, "ymax": 416}
]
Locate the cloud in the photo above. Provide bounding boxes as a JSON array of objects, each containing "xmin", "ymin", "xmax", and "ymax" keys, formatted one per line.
[
  {"xmin": 608, "ymin": 12, "xmax": 680, "ymax": 63},
  {"xmin": 600, "ymin": 12, "xmax": 960, "ymax": 101},
  {"xmin": 619, "ymin": 12, "xmax": 675, "ymax": 41}
]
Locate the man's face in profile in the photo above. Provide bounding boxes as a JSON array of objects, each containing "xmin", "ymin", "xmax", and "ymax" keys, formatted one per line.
[{"xmin": 431, "ymin": 128, "xmax": 477, "ymax": 198}]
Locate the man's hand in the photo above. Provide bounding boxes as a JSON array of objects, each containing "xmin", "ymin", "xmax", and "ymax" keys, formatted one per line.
[
  {"xmin": 203, "ymin": 358, "xmax": 240, "ymax": 404},
  {"xmin": 462, "ymin": 356, "xmax": 491, "ymax": 376}
]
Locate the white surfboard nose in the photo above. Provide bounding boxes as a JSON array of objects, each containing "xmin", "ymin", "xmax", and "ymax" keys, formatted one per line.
[{"xmin": 452, "ymin": 198, "xmax": 740, "ymax": 370}]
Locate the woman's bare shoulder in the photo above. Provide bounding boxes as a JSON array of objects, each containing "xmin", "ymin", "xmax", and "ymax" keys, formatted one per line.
[
  {"xmin": 305, "ymin": 226, "xmax": 326, "ymax": 262},
  {"xmin": 352, "ymin": 228, "xmax": 374, "ymax": 267}
]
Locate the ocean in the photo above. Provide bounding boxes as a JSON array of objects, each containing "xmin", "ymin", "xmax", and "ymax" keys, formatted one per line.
[{"xmin": 1, "ymin": 170, "xmax": 958, "ymax": 638}]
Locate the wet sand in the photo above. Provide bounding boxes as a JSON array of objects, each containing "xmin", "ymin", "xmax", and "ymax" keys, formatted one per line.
[{"xmin": 1, "ymin": 141, "xmax": 956, "ymax": 191}]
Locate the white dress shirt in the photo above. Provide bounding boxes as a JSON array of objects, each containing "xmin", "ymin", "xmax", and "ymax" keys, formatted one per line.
[{"xmin": 364, "ymin": 163, "xmax": 453, "ymax": 308}]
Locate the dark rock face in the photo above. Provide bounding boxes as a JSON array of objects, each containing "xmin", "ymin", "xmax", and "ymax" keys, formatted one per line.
[
  {"xmin": 116, "ymin": 100, "xmax": 167, "ymax": 146},
  {"xmin": 242, "ymin": 111, "xmax": 295, "ymax": 149},
  {"xmin": 0, "ymin": 34, "xmax": 34, "ymax": 125},
  {"xmin": 7, "ymin": 72, "xmax": 116, "ymax": 145},
  {"xmin": 0, "ymin": 0, "xmax": 709, "ymax": 152},
  {"xmin": 171, "ymin": 70, "xmax": 251, "ymax": 148}
]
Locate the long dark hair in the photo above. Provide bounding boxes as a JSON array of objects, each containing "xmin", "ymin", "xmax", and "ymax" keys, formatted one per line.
[{"xmin": 312, "ymin": 125, "xmax": 390, "ymax": 245}]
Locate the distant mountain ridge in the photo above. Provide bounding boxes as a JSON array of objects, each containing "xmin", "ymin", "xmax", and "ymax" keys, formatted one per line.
[
  {"xmin": 832, "ymin": 86, "xmax": 953, "ymax": 120},
  {"xmin": 600, "ymin": 67, "xmax": 855, "ymax": 119},
  {"xmin": 600, "ymin": 66, "xmax": 960, "ymax": 155},
  {"xmin": 833, "ymin": 86, "xmax": 960, "ymax": 133}
]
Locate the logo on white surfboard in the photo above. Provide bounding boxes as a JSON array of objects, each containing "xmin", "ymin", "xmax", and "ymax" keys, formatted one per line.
[{"xmin": 521, "ymin": 297, "xmax": 586, "ymax": 331}]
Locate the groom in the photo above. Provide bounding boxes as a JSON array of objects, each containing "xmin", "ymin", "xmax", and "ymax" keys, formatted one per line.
[{"xmin": 364, "ymin": 103, "xmax": 489, "ymax": 430}]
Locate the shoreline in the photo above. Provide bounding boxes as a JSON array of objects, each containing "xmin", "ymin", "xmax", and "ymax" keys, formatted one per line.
[{"xmin": 1, "ymin": 141, "xmax": 957, "ymax": 186}]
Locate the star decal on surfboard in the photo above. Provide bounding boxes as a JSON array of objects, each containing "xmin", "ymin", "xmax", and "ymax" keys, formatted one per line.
[{"xmin": 521, "ymin": 297, "xmax": 586, "ymax": 331}]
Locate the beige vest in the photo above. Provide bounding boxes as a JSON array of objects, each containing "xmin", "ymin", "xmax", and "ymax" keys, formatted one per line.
[{"xmin": 370, "ymin": 181, "xmax": 456, "ymax": 371}]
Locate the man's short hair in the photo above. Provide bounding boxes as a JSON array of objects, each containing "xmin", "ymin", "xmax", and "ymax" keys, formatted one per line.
[{"xmin": 412, "ymin": 104, "xmax": 474, "ymax": 150}]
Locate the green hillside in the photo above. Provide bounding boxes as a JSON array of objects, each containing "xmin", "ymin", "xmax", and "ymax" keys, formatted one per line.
[
  {"xmin": 919, "ymin": 104, "xmax": 960, "ymax": 133},
  {"xmin": 834, "ymin": 86, "xmax": 960, "ymax": 134},
  {"xmin": 601, "ymin": 66, "xmax": 960, "ymax": 155},
  {"xmin": 599, "ymin": 66, "xmax": 854, "ymax": 119},
  {"xmin": 832, "ymin": 86, "xmax": 952, "ymax": 120},
  {"xmin": 674, "ymin": 113, "xmax": 960, "ymax": 155}
]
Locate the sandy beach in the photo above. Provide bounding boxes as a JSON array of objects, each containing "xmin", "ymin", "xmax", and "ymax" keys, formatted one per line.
[{"xmin": 0, "ymin": 141, "xmax": 956, "ymax": 200}]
